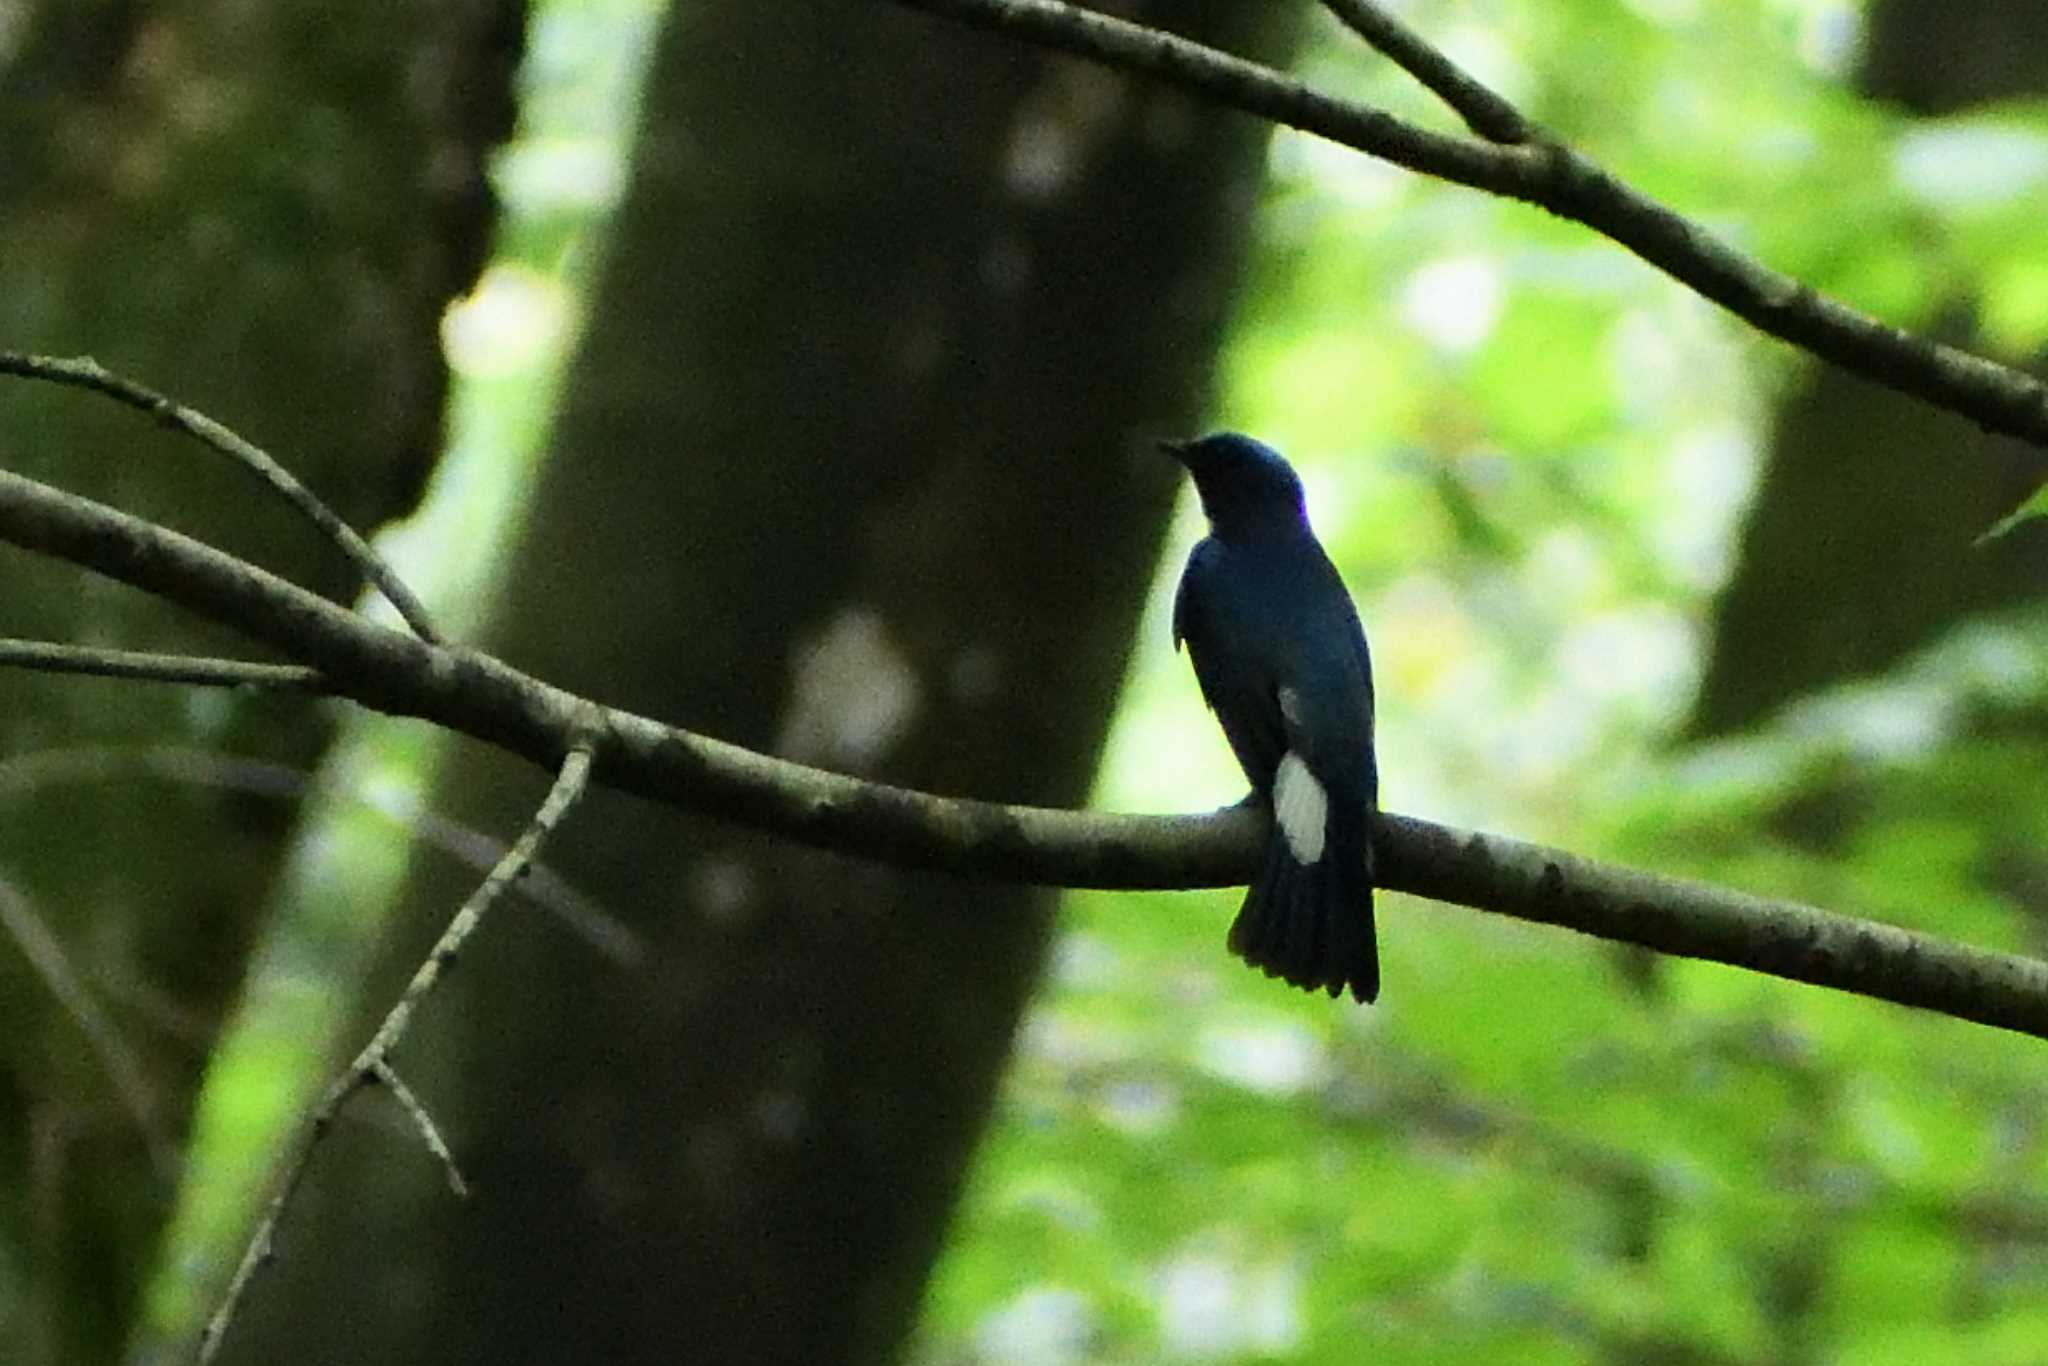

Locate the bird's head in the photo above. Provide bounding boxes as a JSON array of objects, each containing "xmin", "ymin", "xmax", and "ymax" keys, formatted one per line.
[{"xmin": 1161, "ymin": 432, "xmax": 1308, "ymax": 540}]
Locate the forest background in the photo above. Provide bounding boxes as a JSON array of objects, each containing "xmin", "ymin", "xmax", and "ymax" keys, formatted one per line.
[{"xmin": 3, "ymin": 0, "xmax": 2048, "ymax": 1363}]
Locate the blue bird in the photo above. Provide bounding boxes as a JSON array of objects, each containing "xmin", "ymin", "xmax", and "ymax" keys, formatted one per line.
[{"xmin": 1163, "ymin": 433, "xmax": 1379, "ymax": 1003}]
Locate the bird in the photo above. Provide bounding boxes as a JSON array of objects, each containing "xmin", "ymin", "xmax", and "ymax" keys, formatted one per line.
[{"xmin": 1163, "ymin": 432, "xmax": 1379, "ymax": 1003}]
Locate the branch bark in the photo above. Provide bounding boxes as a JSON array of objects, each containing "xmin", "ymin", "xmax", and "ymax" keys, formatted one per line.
[
  {"xmin": 880, "ymin": 0, "xmax": 2048, "ymax": 455},
  {"xmin": 1319, "ymin": 0, "xmax": 1530, "ymax": 143},
  {"xmin": 0, "ymin": 639, "xmax": 324, "ymax": 690},
  {"xmin": 197, "ymin": 740, "xmax": 596, "ymax": 1364},
  {"xmin": 0, "ymin": 352, "xmax": 441, "ymax": 642},
  {"xmin": 4, "ymin": 465, "xmax": 2046, "ymax": 1043}
]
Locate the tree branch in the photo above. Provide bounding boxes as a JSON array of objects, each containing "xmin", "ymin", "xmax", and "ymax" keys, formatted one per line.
[
  {"xmin": 0, "ymin": 638, "xmax": 325, "ymax": 691},
  {"xmin": 4, "ymin": 464, "xmax": 2047, "ymax": 1043},
  {"xmin": 882, "ymin": 0, "xmax": 2048, "ymax": 453},
  {"xmin": 0, "ymin": 743, "xmax": 640, "ymax": 965},
  {"xmin": 0, "ymin": 875, "xmax": 173, "ymax": 1173},
  {"xmin": 1319, "ymin": 0, "xmax": 1529, "ymax": 143},
  {"xmin": 197, "ymin": 740, "xmax": 595, "ymax": 1364},
  {"xmin": 0, "ymin": 351, "xmax": 442, "ymax": 643}
]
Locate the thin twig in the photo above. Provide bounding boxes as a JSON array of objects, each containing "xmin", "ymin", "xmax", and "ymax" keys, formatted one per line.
[
  {"xmin": 0, "ymin": 638, "xmax": 325, "ymax": 690},
  {"xmin": 0, "ymin": 351, "xmax": 442, "ymax": 643},
  {"xmin": 371, "ymin": 1060, "xmax": 469, "ymax": 1196},
  {"xmin": 197, "ymin": 740, "xmax": 596, "ymax": 1364},
  {"xmin": 0, "ymin": 875, "xmax": 175, "ymax": 1174},
  {"xmin": 882, "ymin": 0, "xmax": 2048, "ymax": 452},
  {"xmin": 0, "ymin": 743, "xmax": 641, "ymax": 966},
  {"xmin": 1319, "ymin": 0, "xmax": 1529, "ymax": 143},
  {"xmin": 5, "ymin": 465, "xmax": 2048, "ymax": 1046}
]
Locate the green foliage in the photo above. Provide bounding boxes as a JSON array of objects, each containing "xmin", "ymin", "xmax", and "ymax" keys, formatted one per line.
[
  {"xmin": 1982, "ymin": 478, "xmax": 2048, "ymax": 543},
  {"xmin": 923, "ymin": 0, "xmax": 2048, "ymax": 1360}
]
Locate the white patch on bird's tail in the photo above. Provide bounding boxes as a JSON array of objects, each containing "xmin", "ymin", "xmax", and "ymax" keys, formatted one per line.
[{"xmin": 1272, "ymin": 752, "xmax": 1327, "ymax": 864}]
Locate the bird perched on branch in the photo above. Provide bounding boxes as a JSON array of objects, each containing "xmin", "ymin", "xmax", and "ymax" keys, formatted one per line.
[{"xmin": 1163, "ymin": 432, "xmax": 1379, "ymax": 1003}]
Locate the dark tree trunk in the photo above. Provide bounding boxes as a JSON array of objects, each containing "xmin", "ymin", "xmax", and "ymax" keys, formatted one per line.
[
  {"xmin": 1688, "ymin": 0, "xmax": 2048, "ymax": 738},
  {"xmin": 0, "ymin": 3, "xmax": 522, "ymax": 1362},
  {"xmin": 1674, "ymin": 5, "xmax": 2048, "ymax": 1357},
  {"xmin": 221, "ymin": 1, "xmax": 1304, "ymax": 1362}
]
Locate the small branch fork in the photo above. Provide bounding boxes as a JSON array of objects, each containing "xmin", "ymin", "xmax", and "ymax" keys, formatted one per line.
[
  {"xmin": 195, "ymin": 740, "xmax": 596, "ymax": 1365},
  {"xmin": 0, "ymin": 352, "xmax": 441, "ymax": 643},
  {"xmin": 881, "ymin": 0, "xmax": 2048, "ymax": 456},
  {"xmin": 1319, "ymin": 0, "xmax": 1529, "ymax": 143}
]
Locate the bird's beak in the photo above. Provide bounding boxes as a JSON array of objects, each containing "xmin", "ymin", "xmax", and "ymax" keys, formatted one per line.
[{"xmin": 1157, "ymin": 438, "xmax": 1191, "ymax": 465}]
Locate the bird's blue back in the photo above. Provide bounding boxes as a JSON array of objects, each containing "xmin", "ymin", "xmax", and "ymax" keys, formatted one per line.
[
  {"xmin": 1163, "ymin": 432, "xmax": 1384, "ymax": 999},
  {"xmin": 1165, "ymin": 431, "xmax": 1381, "ymax": 1001},
  {"xmin": 1173, "ymin": 529, "xmax": 1377, "ymax": 803}
]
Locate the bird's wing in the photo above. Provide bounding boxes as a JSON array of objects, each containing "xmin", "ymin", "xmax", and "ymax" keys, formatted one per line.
[
  {"xmin": 1347, "ymin": 598, "xmax": 1376, "ymax": 736},
  {"xmin": 1175, "ymin": 539, "xmax": 1285, "ymax": 786},
  {"xmin": 1279, "ymin": 553, "xmax": 1376, "ymax": 787},
  {"xmin": 1170, "ymin": 538, "xmax": 1207, "ymax": 655},
  {"xmin": 1270, "ymin": 555, "xmax": 1378, "ymax": 891}
]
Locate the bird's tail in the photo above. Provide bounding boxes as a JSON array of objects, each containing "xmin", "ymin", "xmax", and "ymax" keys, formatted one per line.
[{"xmin": 1226, "ymin": 831, "xmax": 1378, "ymax": 1003}]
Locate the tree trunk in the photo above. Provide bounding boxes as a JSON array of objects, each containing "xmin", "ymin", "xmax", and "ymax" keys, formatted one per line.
[
  {"xmin": 0, "ymin": 4, "xmax": 520, "ymax": 1362},
  {"xmin": 1688, "ymin": 0, "xmax": 2048, "ymax": 737},
  {"xmin": 220, "ymin": 1, "xmax": 1304, "ymax": 1362},
  {"xmin": 1678, "ymin": 5, "xmax": 2048, "ymax": 1356}
]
